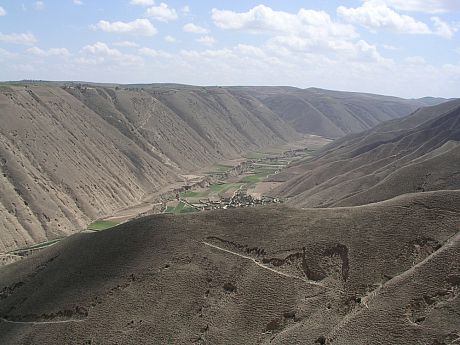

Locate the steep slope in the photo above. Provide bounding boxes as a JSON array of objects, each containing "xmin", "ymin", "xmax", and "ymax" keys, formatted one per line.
[
  {"xmin": 67, "ymin": 85, "xmax": 297, "ymax": 171},
  {"xmin": 0, "ymin": 84, "xmax": 298, "ymax": 252},
  {"xmin": 276, "ymin": 99, "xmax": 460, "ymax": 207},
  {"xmin": 0, "ymin": 86, "xmax": 180, "ymax": 252},
  {"xmin": 0, "ymin": 190, "xmax": 458, "ymax": 344},
  {"xmin": 233, "ymin": 86, "xmax": 443, "ymax": 138}
]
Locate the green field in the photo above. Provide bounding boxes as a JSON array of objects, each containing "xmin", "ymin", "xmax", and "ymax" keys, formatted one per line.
[
  {"xmin": 243, "ymin": 152, "xmax": 268, "ymax": 160},
  {"xmin": 87, "ymin": 220, "xmax": 119, "ymax": 231},
  {"xmin": 174, "ymin": 201, "xmax": 198, "ymax": 214},
  {"xmin": 240, "ymin": 167, "xmax": 278, "ymax": 184},
  {"xmin": 0, "ymin": 85, "xmax": 14, "ymax": 92},
  {"xmin": 210, "ymin": 182, "xmax": 244, "ymax": 194},
  {"xmin": 207, "ymin": 164, "xmax": 233, "ymax": 173},
  {"xmin": 181, "ymin": 190, "xmax": 209, "ymax": 198},
  {"xmin": 10, "ymin": 238, "xmax": 62, "ymax": 253},
  {"xmin": 164, "ymin": 206, "xmax": 176, "ymax": 213}
]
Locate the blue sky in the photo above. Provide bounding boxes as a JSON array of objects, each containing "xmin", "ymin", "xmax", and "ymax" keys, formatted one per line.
[{"xmin": 0, "ymin": 0, "xmax": 459, "ymax": 98}]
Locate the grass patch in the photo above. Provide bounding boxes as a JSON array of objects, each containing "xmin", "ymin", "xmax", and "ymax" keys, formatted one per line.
[
  {"xmin": 173, "ymin": 201, "xmax": 198, "ymax": 214},
  {"xmin": 87, "ymin": 220, "xmax": 119, "ymax": 231},
  {"xmin": 240, "ymin": 174, "xmax": 263, "ymax": 184},
  {"xmin": 178, "ymin": 206, "xmax": 198, "ymax": 214},
  {"xmin": 208, "ymin": 164, "xmax": 233, "ymax": 173},
  {"xmin": 240, "ymin": 168, "xmax": 278, "ymax": 184},
  {"xmin": 0, "ymin": 85, "xmax": 13, "ymax": 92},
  {"xmin": 11, "ymin": 238, "xmax": 61, "ymax": 253},
  {"xmin": 182, "ymin": 190, "xmax": 209, "ymax": 198},
  {"xmin": 243, "ymin": 152, "xmax": 267, "ymax": 160},
  {"xmin": 210, "ymin": 182, "xmax": 244, "ymax": 194},
  {"xmin": 164, "ymin": 206, "xmax": 176, "ymax": 213},
  {"xmin": 174, "ymin": 201, "xmax": 186, "ymax": 213}
]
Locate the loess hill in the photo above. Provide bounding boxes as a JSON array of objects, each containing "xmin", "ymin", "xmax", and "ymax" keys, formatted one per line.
[
  {"xmin": 275, "ymin": 99, "xmax": 460, "ymax": 208},
  {"xmin": 231, "ymin": 86, "xmax": 443, "ymax": 138},
  {"xmin": 0, "ymin": 83, "xmax": 459, "ymax": 344},
  {"xmin": 0, "ymin": 84, "xmax": 299, "ymax": 252},
  {"xmin": 0, "ymin": 83, "xmax": 433, "ymax": 252},
  {"xmin": 0, "ymin": 190, "xmax": 459, "ymax": 344}
]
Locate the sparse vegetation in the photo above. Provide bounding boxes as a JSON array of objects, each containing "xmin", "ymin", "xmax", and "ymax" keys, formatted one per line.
[
  {"xmin": 243, "ymin": 151, "xmax": 267, "ymax": 159},
  {"xmin": 207, "ymin": 164, "xmax": 233, "ymax": 173},
  {"xmin": 181, "ymin": 190, "xmax": 209, "ymax": 198},
  {"xmin": 173, "ymin": 201, "xmax": 198, "ymax": 214},
  {"xmin": 87, "ymin": 220, "xmax": 119, "ymax": 231}
]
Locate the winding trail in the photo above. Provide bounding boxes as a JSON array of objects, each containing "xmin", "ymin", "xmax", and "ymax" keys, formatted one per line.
[
  {"xmin": 0, "ymin": 317, "xmax": 86, "ymax": 325},
  {"xmin": 202, "ymin": 241, "xmax": 343, "ymax": 293}
]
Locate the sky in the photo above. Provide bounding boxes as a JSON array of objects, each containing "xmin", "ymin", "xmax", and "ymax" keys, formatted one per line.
[{"xmin": 0, "ymin": 0, "xmax": 459, "ymax": 98}]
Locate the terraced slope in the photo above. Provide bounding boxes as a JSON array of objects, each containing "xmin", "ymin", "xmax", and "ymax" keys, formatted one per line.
[
  {"xmin": 276, "ymin": 99, "xmax": 460, "ymax": 207},
  {"xmin": 0, "ymin": 190, "xmax": 458, "ymax": 344}
]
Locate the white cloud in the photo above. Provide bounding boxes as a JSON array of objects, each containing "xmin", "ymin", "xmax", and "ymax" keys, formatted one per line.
[
  {"xmin": 0, "ymin": 6, "xmax": 6, "ymax": 16},
  {"xmin": 210, "ymin": 5, "xmax": 376, "ymax": 63},
  {"xmin": 164, "ymin": 35, "xmax": 176, "ymax": 43},
  {"xmin": 92, "ymin": 19, "xmax": 157, "ymax": 36},
  {"xmin": 431, "ymin": 16, "xmax": 457, "ymax": 38},
  {"xmin": 234, "ymin": 44, "xmax": 265, "ymax": 58},
  {"xmin": 34, "ymin": 1, "xmax": 45, "ymax": 11},
  {"xmin": 130, "ymin": 0, "xmax": 155, "ymax": 6},
  {"xmin": 196, "ymin": 35, "xmax": 216, "ymax": 46},
  {"xmin": 27, "ymin": 47, "xmax": 70, "ymax": 57},
  {"xmin": 380, "ymin": 0, "xmax": 460, "ymax": 14},
  {"xmin": 80, "ymin": 42, "xmax": 143, "ymax": 66},
  {"xmin": 354, "ymin": 40, "xmax": 389, "ymax": 63},
  {"xmin": 211, "ymin": 5, "xmax": 357, "ymax": 39},
  {"xmin": 337, "ymin": 1, "xmax": 431, "ymax": 34},
  {"xmin": 181, "ymin": 5, "xmax": 190, "ymax": 14},
  {"xmin": 113, "ymin": 41, "xmax": 139, "ymax": 47},
  {"xmin": 183, "ymin": 23, "xmax": 208, "ymax": 34},
  {"xmin": 138, "ymin": 47, "xmax": 171, "ymax": 58},
  {"xmin": 0, "ymin": 32, "xmax": 37, "ymax": 45},
  {"xmin": 404, "ymin": 56, "xmax": 426, "ymax": 64},
  {"xmin": 81, "ymin": 42, "xmax": 121, "ymax": 56},
  {"xmin": 382, "ymin": 44, "xmax": 398, "ymax": 50},
  {"xmin": 145, "ymin": 3, "xmax": 177, "ymax": 22},
  {"xmin": 0, "ymin": 48, "xmax": 16, "ymax": 59},
  {"xmin": 73, "ymin": 0, "xmax": 83, "ymax": 5}
]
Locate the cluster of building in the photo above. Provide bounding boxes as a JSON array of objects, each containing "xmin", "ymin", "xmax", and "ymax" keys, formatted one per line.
[{"xmin": 188, "ymin": 189, "xmax": 282, "ymax": 211}]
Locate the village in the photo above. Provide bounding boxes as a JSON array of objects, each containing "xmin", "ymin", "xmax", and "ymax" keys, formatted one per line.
[
  {"xmin": 176, "ymin": 188, "xmax": 283, "ymax": 212},
  {"xmin": 157, "ymin": 145, "xmax": 314, "ymax": 215}
]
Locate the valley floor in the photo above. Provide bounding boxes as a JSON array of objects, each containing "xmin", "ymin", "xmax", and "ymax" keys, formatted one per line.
[{"xmin": 1, "ymin": 135, "xmax": 330, "ymax": 265}]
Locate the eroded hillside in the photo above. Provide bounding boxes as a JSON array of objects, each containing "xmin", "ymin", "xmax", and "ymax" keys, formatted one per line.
[
  {"xmin": 0, "ymin": 84, "xmax": 298, "ymax": 252},
  {"xmin": 0, "ymin": 191, "xmax": 458, "ymax": 344},
  {"xmin": 276, "ymin": 99, "xmax": 460, "ymax": 207},
  {"xmin": 231, "ymin": 86, "xmax": 440, "ymax": 138},
  {"xmin": 0, "ymin": 83, "xmax": 446, "ymax": 252}
]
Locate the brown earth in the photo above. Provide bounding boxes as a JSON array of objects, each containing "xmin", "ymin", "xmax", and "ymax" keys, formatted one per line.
[
  {"xmin": 0, "ymin": 83, "xmax": 459, "ymax": 345},
  {"xmin": 0, "ymin": 190, "xmax": 458, "ymax": 344},
  {"xmin": 0, "ymin": 84, "xmax": 298, "ymax": 252},
  {"xmin": 275, "ymin": 99, "xmax": 460, "ymax": 207},
  {"xmin": 230, "ymin": 86, "xmax": 445, "ymax": 138},
  {"xmin": 0, "ymin": 83, "xmax": 430, "ymax": 252}
]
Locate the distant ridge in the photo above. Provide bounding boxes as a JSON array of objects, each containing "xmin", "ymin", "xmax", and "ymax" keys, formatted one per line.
[
  {"xmin": 0, "ymin": 83, "xmax": 449, "ymax": 251},
  {"xmin": 230, "ymin": 86, "xmax": 446, "ymax": 138},
  {"xmin": 275, "ymin": 98, "xmax": 460, "ymax": 207}
]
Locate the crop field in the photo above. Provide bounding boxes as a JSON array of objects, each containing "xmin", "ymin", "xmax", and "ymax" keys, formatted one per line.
[
  {"xmin": 167, "ymin": 201, "xmax": 198, "ymax": 214},
  {"xmin": 87, "ymin": 220, "xmax": 120, "ymax": 231},
  {"xmin": 206, "ymin": 164, "xmax": 233, "ymax": 173},
  {"xmin": 181, "ymin": 190, "xmax": 210, "ymax": 198}
]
